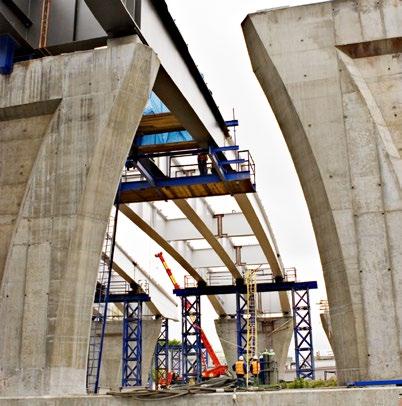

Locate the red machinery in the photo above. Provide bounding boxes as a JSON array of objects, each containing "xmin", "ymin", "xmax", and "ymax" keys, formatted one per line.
[{"xmin": 155, "ymin": 252, "xmax": 228, "ymax": 378}]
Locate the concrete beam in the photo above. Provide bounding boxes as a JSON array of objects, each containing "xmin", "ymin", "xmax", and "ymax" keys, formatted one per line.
[
  {"xmin": 141, "ymin": 0, "xmax": 230, "ymax": 147},
  {"xmin": 171, "ymin": 241, "xmax": 266, "ymax": 269},
  {"xmin": 164, "ymin": 208, "xmax": 253, "ymax": 241},
  {"xmin": 0, "ymin": 38, "xmax": 159, "ymax": 396},
  {"xmin": 174, "ymin": 200, "xmax": 242, "ymax": 279},
  {"xmin": 119, "ymin": 204, "xmax": 226, "ymax": 315},
  {"xmin": 235, "ymin": 194, "xmax": 290, "ymax": 314}
]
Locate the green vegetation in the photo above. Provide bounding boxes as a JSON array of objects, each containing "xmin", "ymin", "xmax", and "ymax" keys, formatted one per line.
[
  {"xmin": 280, "ymin": 378, "xmax": 337, "ymax": 389},
  {"xmin": 168, "ymin": 339, "xmax": 181, "ymax": 346}
]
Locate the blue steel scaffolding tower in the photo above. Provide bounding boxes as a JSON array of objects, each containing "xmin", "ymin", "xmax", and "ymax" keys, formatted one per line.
[
  {"xmin": 181, "ymin": 295, "xmax": 202, "ymax": 383},
  {"xmin": 236, "ymin": 292, "xmax": 247, "ymax": 358},
  {"xmin": 154, "ymin": 318, "xmax": 169, "ymax": 385},
  {"xmin": 170, "ymin": 345, "xmax": 182, "ymax": 376},
  {"xmin": 122, "ymin": 300, "xmax": 143, "ymax": 387},
  {"xmin": 292, "ymin": 288, "xmax": 315, "ymax": 379}
]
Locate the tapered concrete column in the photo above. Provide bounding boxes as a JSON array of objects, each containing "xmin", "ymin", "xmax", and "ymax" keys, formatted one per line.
[
  {"xmin": 0, "ymin": 37, "xmax": 159, "ymax": 396},
  {"xmin": 215, "ymin": 317, "xmax": 292, "ymax": 379},
  {"xmin": 243, "ymin": 0, "xmax": 402, "ymax": 384},
  {"xmin": 100, "ymin": 318, "xmax": 162, "ymax": 391}
]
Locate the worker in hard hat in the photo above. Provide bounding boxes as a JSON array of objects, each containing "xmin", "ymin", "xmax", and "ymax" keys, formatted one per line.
[
  {"xmin": 250, "ymin": 355, "xmax": 261, "ymax": 385},
  {"xmin": 232, "ymin": 355, "xmax": 247, "ymax": 387}
]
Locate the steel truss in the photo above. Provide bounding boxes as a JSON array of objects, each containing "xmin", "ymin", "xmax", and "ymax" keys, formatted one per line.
[
  {"xmin": 170, "ymin": 345, "xmax": 182, "ymax": 376},
  {"xmin": 154, "ymin": 318, "xmax": 169, "ymax": 385},
  {"xmin": 181, "ymin": 295, "xmax": 202, "ymax": 383},
  {"xmin": 236, "ymin": 292, "xmax": 247, "ymax": 358},
  {"xmin": 292, "ymin": 289, "xmax": 315, "ymax": 379},
  {"xmin": 122, "ymin": 300, "xmax": 143, "ymax": 387}
]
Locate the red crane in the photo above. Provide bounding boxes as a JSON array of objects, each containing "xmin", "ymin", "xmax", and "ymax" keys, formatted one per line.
[{"xmin": 155, "ymin": 252, "xmax": 228, "ymax": 378}]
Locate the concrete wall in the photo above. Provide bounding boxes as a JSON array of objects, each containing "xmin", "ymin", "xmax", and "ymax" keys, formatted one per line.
[
  {"xmin": 0, "ymin": 37, "xmax": 159, "ymax": 396},
  {"xmin": 215, "ymin": 316, "xmax": 292, "ymax": 379},
  {"xmin": 0, "ymin": 387, "xmax": 399, "ymax": 406},
  {"xmin": 100, "ymin": 318, "xmax": 162, "ymax": 391},
  {"xmin": 242, "ymin": 0, "xmax": 402, "ymax": 384}
]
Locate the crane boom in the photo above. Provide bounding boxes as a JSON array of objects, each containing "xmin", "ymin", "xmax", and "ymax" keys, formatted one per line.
[{"xmin": 155, "ymin": 252, "xmax": 227, "ymax": 377}]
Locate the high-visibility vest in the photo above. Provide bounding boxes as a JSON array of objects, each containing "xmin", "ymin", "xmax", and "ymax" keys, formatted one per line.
[
  {"xmin": 251, "ymin": 360, "xmax": 260, "ymax": 375},
  {"xmin": 235, "ymin": 360, "xmax": 246, "ymax": 375}
]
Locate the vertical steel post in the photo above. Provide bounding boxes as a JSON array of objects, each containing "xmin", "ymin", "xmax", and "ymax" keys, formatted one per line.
[
  {"xmin": 122, "ymin": 300, "xmax": 143, "ymax": 387},
  {"xmin": 236, "ymin": 292, "xmax": 247, "ymax": 358},
  {"xmin": 87, "ymin": 203, "xmax": 119, "ymax": 393},
  {"xmin": 292, "ymin": 289, "xmax": 315, "ymax": 379},
  {"xmin": 170, "ymin": 345, "xmax": 182, "ymax": 377},
  {"xmin": 181, "ymin": 295, "xmax": 202, "ymax": 383},
  {"xmin": 0, "ymin": 34, "xmax": 16, "ymax": 75},
  {"xmin": 154, "ymin": 318, "xmax": 169, "ymax": 385}
]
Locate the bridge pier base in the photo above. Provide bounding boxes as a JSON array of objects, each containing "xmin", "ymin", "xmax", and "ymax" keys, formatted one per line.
[
  {"xmin": 215, "ymin": 316, "xmax": 292, "ymax": 378},
  {"xmin": 0, "ymin": 38, "xmax": 159, "ymax": 397},
  {"xmin": 100, "ymin": 318, "xmax": 162, "ymax": 391}
]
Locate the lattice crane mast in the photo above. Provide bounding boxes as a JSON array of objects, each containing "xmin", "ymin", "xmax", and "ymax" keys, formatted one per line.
[{"xmin": 155, "ymin": 252, "xmax": 228, "ymax": 378}]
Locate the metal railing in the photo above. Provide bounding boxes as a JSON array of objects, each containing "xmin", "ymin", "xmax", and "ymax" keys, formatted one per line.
[
  {"xmin": 120, "ymin": 147, "xmax": 256, "ymax": 185},
  {"xmin": 208, "ymin": 267, "xmax": 297, "ymax": 286}
]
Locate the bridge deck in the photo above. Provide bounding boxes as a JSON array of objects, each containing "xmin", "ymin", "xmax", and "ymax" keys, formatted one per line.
[{"xmin": 119, "ymin": 173, "xmax": 255, "ymax": 203}]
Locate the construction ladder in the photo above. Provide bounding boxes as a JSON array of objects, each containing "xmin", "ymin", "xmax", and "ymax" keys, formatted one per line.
[{"xmin": 86, "ymin": 205, "xmax": 119, "ymax": 393}]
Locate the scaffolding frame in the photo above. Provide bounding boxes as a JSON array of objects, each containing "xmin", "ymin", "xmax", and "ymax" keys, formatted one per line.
[
  {"xmin": 292, "ymin": 289, "xmax": 315, "ymax": 380},
  {"xmin": 122, "ymin": 300, "xmax": 143, "ymax": 387},
  {"xmin": 181, "ymin": 295, "xmax": 202, "ymax": 383},
  {"xmin": 86, "ymin": 204, "xmax": 119, "ymax": 394},
  {"xmin": 154, "ymin": 318, "xmax": 169, "ymax": 385},
  {"xmin": 236, "ymin": 292, "xmax": 247, "ymax": 358}
]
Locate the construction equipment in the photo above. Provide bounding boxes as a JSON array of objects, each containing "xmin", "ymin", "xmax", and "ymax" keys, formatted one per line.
[
  {"xmin": 245, "ymin": 268, "xmax": 258, "ymax": 387},
  {"xmin": 155, "ymin": 252, "xmax": 228, "ymax": 379}
]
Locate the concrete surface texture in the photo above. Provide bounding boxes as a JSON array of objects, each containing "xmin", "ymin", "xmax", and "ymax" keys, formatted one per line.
[
  {"xmin": 242, "ymin": 0, "xmax": 402, "ymax": 385},
  {"xmin": 0, "ymin": 36, "xmax": 159, "ymax": 396},
  {"xmin": 99, "ymin": 318, "xmax": 162, "ymax": 391},
  {"xmin": 0, "ymin": 387, "xmax": 399, "ymax": 406},
  {"xmin": 215, "ymin": 316, "xmax": 292, "ymax": 378}
]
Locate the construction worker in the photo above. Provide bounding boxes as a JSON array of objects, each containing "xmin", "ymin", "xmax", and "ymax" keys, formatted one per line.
[
  {"xmin": 250, "ymin": 356, "xmax": 260, "ymax": 385},
  {"xmin": 197, "ymin": 152, "xmax": 208, "ymax": 176},
  {"xmin": 232, "ymin": 355, "xmax": 247, "ymax": 387}
]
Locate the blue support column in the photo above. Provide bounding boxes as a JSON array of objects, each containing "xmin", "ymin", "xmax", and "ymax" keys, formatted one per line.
[
  {"xmin": 154, "ymin": 318, "xmax": 169, "ymax": 385},
  {"xmin": 0, "ymin": 35, "xmax": 16, "ymax": 75},
  {"xmin": 170, "ymin": 345, "xmax": 182, "ymax": 377},
  {"xmin": 292, "ymin": 289, "xmax": 315, "ymax": 380},
  {"xmin": 236, "ymin": 292, "xmax": 247, "ymax": 358},
  {"xmin": 181, "ymin": 296, "xmax": 202, "ymax": 383},
  {"xmin": 122, "ymin": 300, "xmax": 143, "ymax": 387}
]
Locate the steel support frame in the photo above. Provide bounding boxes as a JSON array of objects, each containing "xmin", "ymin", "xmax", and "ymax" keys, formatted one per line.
[
  {"xmin": 236, "ymin": 292, "xmax": 247, "ymax": 358},
  {"xmin": 0, "ymin": 34, "xmax": 16, "ymax": 75},
  {"xmin": 181, "ymin": 296, "xmax": 202, "ymax": 383},
  {"xmin": 292, "ymin": 289, "xmax": 315, "ymax": 380},
  {"xmin": 154, "ymin": 318, "xmax": 169, "ymax": 385},
  {"xmin": 122, "ymin": 300, "xmax": 143, "ymax": 387},
  {"xmin": 170, "ymin": 345, "xmax": 182, "ymax": 376}
]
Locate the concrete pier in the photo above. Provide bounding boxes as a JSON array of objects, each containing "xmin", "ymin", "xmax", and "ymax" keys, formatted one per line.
[
  {"xmin": 243, "ymin": 0, "xmax": 402, "ymax": 384},
  {"xmin": 215, "ymin": 316, "xmax": 292, "ymax": 378},
  {"xmin": 0, "ymin": 37, "xmax": 159, "ymax": 396},
  {"xmin": 100, "ymin": 318, "xmax": 162, "ymax": 391}
]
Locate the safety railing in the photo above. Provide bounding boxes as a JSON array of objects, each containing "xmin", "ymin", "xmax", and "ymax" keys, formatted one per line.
[{"xmin": 120, "ymin": 146, "xmax": 256, "ymax": 185}]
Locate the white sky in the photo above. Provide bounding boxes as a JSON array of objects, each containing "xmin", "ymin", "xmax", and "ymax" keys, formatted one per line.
[
  {"xmin": 164, "ymin": 0, "xmax": 331, "ymax": 355},
  {"xmin": 119, "ymin": 0, "xmax": 332, "ymax": 359}
]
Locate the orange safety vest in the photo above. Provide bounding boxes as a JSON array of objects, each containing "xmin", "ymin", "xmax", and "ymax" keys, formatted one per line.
[
  {"xmin": 251, "ymin": 360, "xmax": 260, "ymax": 375},
  {"xmin": 235, "ymin": 360, "xmax": 246, "ymax": 375}
]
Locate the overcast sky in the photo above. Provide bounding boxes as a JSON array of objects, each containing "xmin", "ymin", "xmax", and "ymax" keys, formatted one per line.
[
  {"xmin": 161, "ymin": 0, "xmax": 331, "ymax": 355},
  {"xmin": 118, "ymin": 0, "xmax": 331, "ymax": 358}
]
